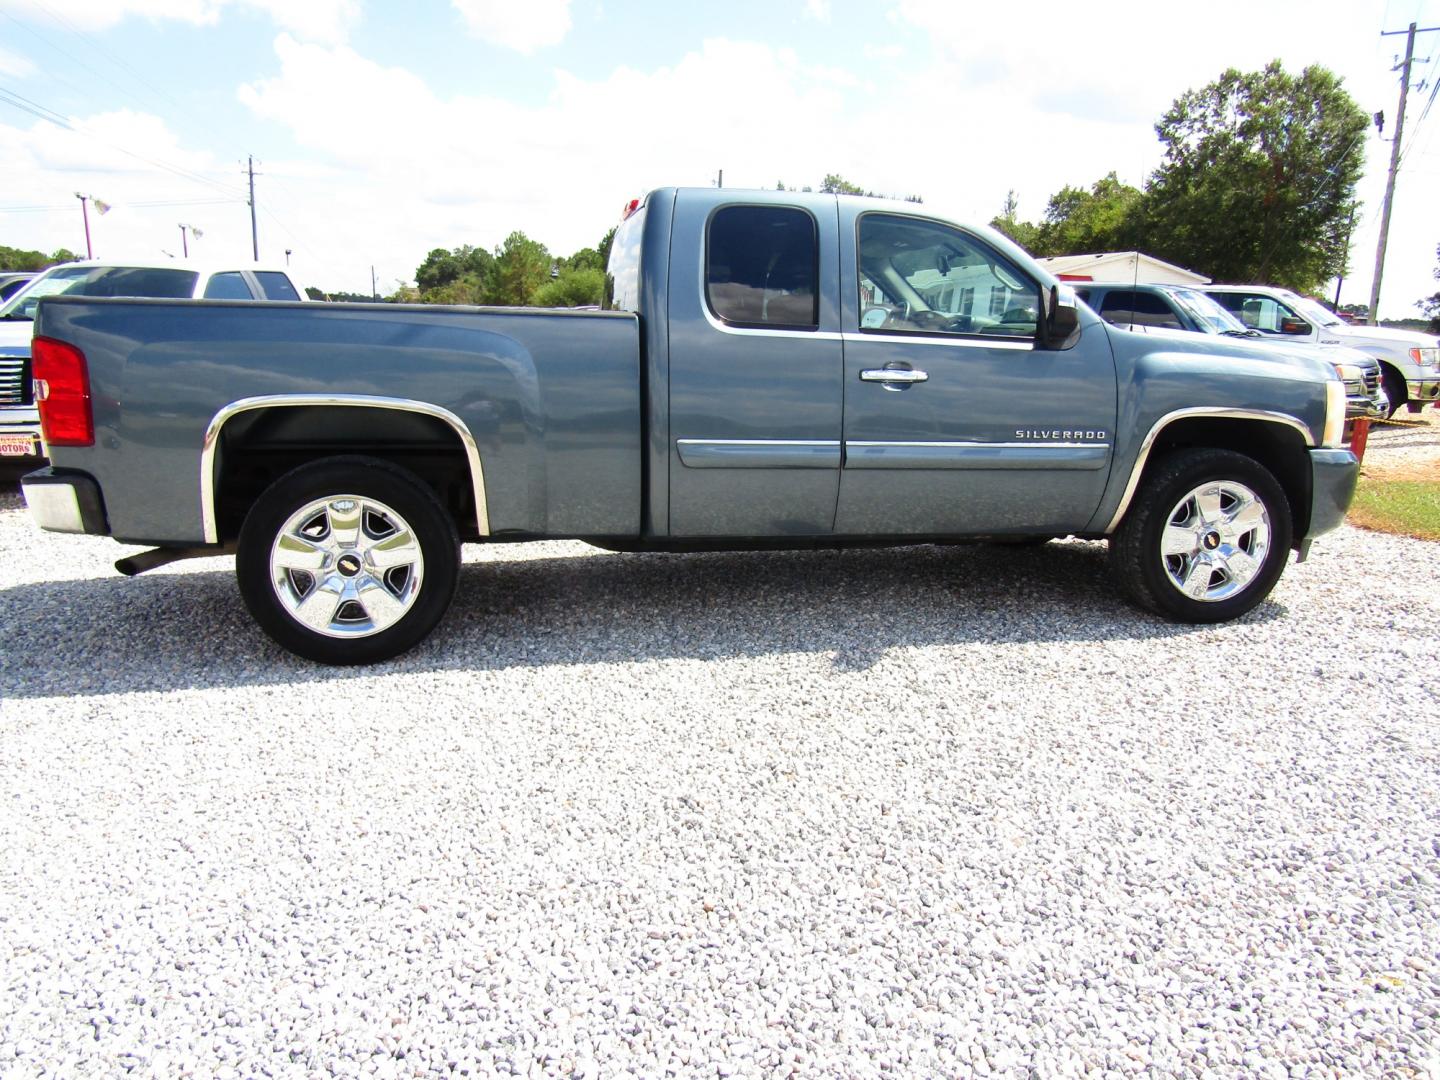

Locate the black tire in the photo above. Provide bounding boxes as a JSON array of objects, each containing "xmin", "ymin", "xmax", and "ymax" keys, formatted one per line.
[
  {"xmin": 236, "ymin": 455, "xmax": 460, "ymax": 664},
  {"xmin": 1381, "ymin": 365, "xmax": 1406, "ymax": 420},
  {"xmin": 1109, "ymin": 448, "xmax": 1293, "ymax": 624}
]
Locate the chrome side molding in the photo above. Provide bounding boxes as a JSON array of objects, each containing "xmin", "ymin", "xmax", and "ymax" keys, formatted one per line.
[{"xmin": 200, "ymin": 394, "xmax": 490, "ymax": 544}]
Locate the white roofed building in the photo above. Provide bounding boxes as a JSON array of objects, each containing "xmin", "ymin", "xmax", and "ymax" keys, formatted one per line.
[{"xmin": 1035, "ymin": 252, "xmax": 1209, "ymax": 286}]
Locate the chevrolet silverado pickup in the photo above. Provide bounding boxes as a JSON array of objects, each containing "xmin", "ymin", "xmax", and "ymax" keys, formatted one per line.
[{"xmin": 21, "ymin": 188, "xmax": 1358, "ymax": 663}]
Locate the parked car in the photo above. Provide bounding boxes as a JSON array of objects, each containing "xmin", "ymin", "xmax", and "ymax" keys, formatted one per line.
[
  {"xmin": 0, "ymin": 260, "xmax": 306, "ymax": 463},
  {"xmin": 1202, "ymin": 284, "xmax": 1440, "ymax": 417},
  {"xmin": 1073, "ymin": 283, "xmax": 1388, "ymax": 422},
  {"xmin": 0, "ymin": 272, "xmax": 36, "ymax": 302},
  {"xmin": 21, "ymin": 188, "xmax": 1357, "ymax": 662}
]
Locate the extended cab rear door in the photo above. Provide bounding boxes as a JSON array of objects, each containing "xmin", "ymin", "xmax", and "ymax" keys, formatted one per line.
[
  {"xmin": 836, "ymin": 209, "xmax": 1117, "ymax": 535},
  {"xmin": 665, "ymin": 192, "xmax": 844, "ymax": 536}
]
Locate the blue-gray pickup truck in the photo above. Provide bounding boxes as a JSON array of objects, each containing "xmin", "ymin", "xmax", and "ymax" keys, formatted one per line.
[{"xmin": 21, "ymin": 187, "xmax": 1358, "ymax": 663}]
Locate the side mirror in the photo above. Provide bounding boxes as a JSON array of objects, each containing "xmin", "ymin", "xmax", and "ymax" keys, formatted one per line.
[
  {"xmin": 1039, "ymin": 283, "xmax": 1080, "ymax": 350},
  {"xmin": 1279, "ymin": 317, "xmax": 1311, "ymax": 336}
]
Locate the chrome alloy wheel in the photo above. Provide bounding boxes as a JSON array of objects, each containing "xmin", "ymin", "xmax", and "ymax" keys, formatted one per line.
[
  {"xmin": 1160, "ymin": 480, "xmax": 1271, "ymax": 602},
  {"xmin": 269, "ymin": 495, "xmax": 425, "ymax": 638}
]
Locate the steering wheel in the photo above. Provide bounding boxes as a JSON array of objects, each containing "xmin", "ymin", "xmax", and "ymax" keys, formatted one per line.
[{"xmin": 906, "ymin": 309, "xmax": 972, "ymax": 333}]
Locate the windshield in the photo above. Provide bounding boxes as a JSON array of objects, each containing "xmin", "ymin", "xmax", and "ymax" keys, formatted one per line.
[
  {"xmin": 0, "ymin": 266, "xmax": 199, "ymax": 320},
  {"xmin": 1285, "ymin": 294, "xmax": 1345, "ymax": 328},
  {"xmin": 1168, "ymin": 288, "xmax": 1251, "ymax": 334}
]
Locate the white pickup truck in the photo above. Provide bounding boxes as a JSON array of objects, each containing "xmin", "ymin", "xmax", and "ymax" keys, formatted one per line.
[
  {"xmin": 0, "ymin": 260, "xmax": 307, "ymax": 461},
  {"xmin": 1203, "ymin": 285, "xmax": 1440, "ymax": 418}
]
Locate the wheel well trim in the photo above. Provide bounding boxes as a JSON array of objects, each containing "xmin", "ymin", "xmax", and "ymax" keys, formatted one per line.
[
  {"xmin": 201, "ymin": 394, "xmax": 490, "ymax": 544},
  {"xmin": 1102, "ymin": 408, "xmax": 1314, "ymax": 535}
]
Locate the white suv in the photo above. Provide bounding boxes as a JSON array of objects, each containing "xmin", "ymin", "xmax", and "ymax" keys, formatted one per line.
[
  {"xmin": 1204, "ymin": 284, "xmax": 1440, "ymax": 418},
  {"xmin": 0, "ymin": 261, "xmax": 307, "ymax": 462}
]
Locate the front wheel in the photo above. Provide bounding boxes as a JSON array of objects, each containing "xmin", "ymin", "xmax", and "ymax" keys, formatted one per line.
[
  {"xmin": 1109, "ymin": 449, "xmax": 1293, "ymax": 623},
  {"xmin": 236, "ymin": 456, "xmax": 460, "ymax": 664}
]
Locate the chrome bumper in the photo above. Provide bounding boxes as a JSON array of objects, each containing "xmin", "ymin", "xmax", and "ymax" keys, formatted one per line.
[
  {"xmin": 21, "ymin": 468, "xmax": 108, "ymax": 535},
  {"xmin": 1407, "ymin": 376, "xmax": 1440, "ymax": 404},
  {"xmin": 0, "ymin": 407, "xmax": 43, "ymax": 458}
]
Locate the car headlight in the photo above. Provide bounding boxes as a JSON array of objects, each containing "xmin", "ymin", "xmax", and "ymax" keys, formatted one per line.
[
  {"xmin": 1322, "ymin": 379, "xmax": 1346, "ymax": 447},
  {"xmin": 1331, "ymin": 362, "xmax": 1364, "ymax": 383},
  {"xmin": 1409, "ymin": 346, "xmax": 1440, "ymax": 373}
]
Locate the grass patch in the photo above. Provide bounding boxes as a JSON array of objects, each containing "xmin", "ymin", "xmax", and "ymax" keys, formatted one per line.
[{"xmin": 1349, "ymin": 477, "xmax": 1440, "ymax": 541}]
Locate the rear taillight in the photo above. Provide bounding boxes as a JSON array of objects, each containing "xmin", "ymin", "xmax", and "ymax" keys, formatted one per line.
[{"xmin": 32, "ymin": 336, "xmax": 93, "ymax": 447}]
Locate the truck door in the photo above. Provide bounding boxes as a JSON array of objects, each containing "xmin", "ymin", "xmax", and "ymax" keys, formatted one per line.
[
  {"xmin": 836, "ymin": 211, "xmax": 1117, "ymax": 535},
  {"xmin": 666, "ymin": 194, "xmax": 843, "ymax": 536}
]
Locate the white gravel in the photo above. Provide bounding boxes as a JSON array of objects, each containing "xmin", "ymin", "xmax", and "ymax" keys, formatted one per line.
[{"xmin": 1, "ymin": 480, "xmax": 1438, "ymax": 1079}]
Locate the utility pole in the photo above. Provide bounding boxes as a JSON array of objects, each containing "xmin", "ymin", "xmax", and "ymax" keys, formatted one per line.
[
  {"xmin": 178, "ymin": 223, "xmax": 201, "ymax": 258},
  {"xmin": 245, "ymin": 154, "xmax": 260, "ymax": 263},
  {"xmin": 76, "ymin": 193, "xmax": 92, "ymax": 259},
  {"xmin": 716, "ymin": 169, "xmax": 723, "ymax": 188},
  {"xmin": 371, "ymin": 265, "xmax": 377, "ymax": 301},
  {"xmin": 1368, "ymin": 22, "xmax": 1439, "ymax": 324}
]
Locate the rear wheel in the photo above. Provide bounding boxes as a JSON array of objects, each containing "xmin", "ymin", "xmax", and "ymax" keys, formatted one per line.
[
  {"xmin": 236, "ymin": 456, "xmax": 460, "ymax": 664},
  {"xmin": 1109, "ymin": 448, "xmax": 1292, "ymax": 623}
]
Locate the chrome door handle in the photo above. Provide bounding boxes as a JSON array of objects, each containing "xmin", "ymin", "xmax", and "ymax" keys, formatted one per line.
[{"xmin": 860, "ymin": 367, "xmax": 928, "ymax": 384}]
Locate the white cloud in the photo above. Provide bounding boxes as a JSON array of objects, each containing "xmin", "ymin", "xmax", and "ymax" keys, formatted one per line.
[
  {"xmin": 1, "ymin": 0, "xmax": 358, "ymax": 42},
  {"xmin": 450, "ymin": 0, "xmax": 572, "ymax": 53},
  {"xmin": 804, "ymin": 0, "xmax": 831, "ymax": 23}
]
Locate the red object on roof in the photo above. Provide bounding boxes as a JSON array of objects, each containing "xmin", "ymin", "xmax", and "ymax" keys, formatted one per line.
[{"xmin": 1057, "ymin": 273, "xmax": 1093, "ymax": 281}]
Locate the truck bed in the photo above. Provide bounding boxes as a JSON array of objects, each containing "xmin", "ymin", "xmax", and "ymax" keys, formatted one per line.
[{"xmin": 36, "ymin": 297, "xmax": 643, "ymax": 544}]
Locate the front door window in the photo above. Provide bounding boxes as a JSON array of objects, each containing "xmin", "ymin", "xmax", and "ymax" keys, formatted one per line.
[{"xmin": 857, "ymin": 214, "xmax": 1038, "ymax": 340}]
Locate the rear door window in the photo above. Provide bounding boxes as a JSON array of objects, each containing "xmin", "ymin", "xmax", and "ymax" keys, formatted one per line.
[
  {"xmin": 254, "ymin": 272, "xmax": 300, "ymax": 300},
  {"xmin": 203, "ymin": 272, "xmax": 255, "ymax": 299},
  {"xmin": 1097, "ymin": 290, "xmax": 1184, "ymax": 330},
  {"xmin": 706, "ymin": 205, "xmax": 818, "ymax": 329}
]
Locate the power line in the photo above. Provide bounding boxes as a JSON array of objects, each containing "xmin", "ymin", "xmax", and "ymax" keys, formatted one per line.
[
  {"xmin": 0, "ymin": 84, "xmax": 247, "ymax": 199},
  {"xmin": 0, "ymin": 10, "xmax": 173, "ymax": 122},
  {"xmin": 0, "ymin": 197, "xmax": 242, "ymax": 213},
  {"xmin": 30, "ymin": 1, "xmax": 194, "ymax": 120}
]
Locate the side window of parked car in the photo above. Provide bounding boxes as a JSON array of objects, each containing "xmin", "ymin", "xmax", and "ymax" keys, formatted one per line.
[
  {"xmin": 1209, "ymin": 292, "xmax": 1300, "ymax": 334},
  {"xmin": 254, "ymin": 272, "xmax": 301, "ymax": 301},
  {"xmin": 1097, "ymin": 290, "xmax": 1184, "ymax": 330},
  {"xmin": 706, "ymin": 205, "xmax": 818, "ymax": 329},
  {"xmin": 856, "ymin": 214, "xmax": 1038, "ymax": 339},
  {"xmin": 204, "ymin": 272, "xmax": 255, "ymax": 300}
]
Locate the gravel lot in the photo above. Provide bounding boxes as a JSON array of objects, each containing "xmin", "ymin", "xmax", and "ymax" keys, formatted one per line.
[{"xmin": 1, "ymin": 442, "xmax": 1438, "ymax": 1077}]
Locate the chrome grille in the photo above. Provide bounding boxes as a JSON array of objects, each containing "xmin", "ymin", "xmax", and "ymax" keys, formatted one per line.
[
  {"xmin": 1363, "ymin": 368, "xmax": 1381, "ymax": 397},
  {"xmin": 0, "ymin": 355, "xmax": 29, "ymax": 407}
]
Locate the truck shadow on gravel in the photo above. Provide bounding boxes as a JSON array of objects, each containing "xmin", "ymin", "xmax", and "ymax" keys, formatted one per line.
[{"xmin": 0, "ymin": 540, "xmax": 1283, "ymax": 698}]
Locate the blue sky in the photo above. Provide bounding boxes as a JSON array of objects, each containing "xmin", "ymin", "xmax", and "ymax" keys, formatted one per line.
[{"xmin": 1, "ymin": 0, "xmax": 1438, "ymax": 316}]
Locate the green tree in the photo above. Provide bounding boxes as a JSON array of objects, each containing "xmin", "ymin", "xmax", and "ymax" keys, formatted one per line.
[
  {"xmin": 533, "ymin": 267, "xmax": 605, "ymax": 307},
  {"xmin": 482, "ymin": 231, "xmax": 551, "ymax": 306},
  {"xmin": 562, "ymin": 246, "xmax": 604, "ymax": 272},
  {"xmin": 415, "ymin": 244, "xmax": 493, "ymax": 294},
  {"xmin": 1032, "ymin": 172, "xmax": 1143, "ymax": 256},
  {"xmin": 819, "ymin": 173, "xmax": 868, "ymax": 195},
  {"xmin": 0, "ymin": 245, "xmax": 80, "ymax": 271},
  {"xmin": 989, "ymin": 190, "xmax": 1040, "ymax": 250},
  {"xmin": 1143, "ymin": 61, "xmax": 1367, "ymax": 290},
  {"xmin": 303, "ymin": 286, "xmax": 326, "ymax": 301},
  {"xmin": 597, "ymin": 227, "xmax": 616, "ymax": 270}
]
